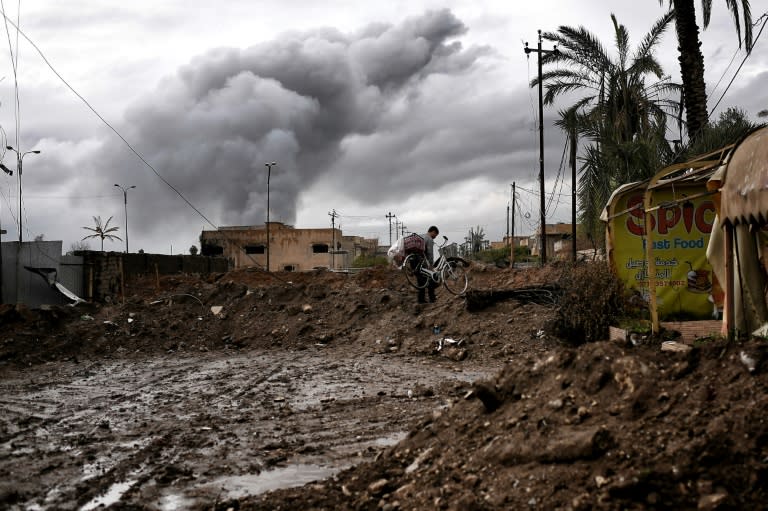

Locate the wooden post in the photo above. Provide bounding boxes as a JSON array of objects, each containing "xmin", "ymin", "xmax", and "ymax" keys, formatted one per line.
[
  {"xmin": 119, "ymin": 257, "xmax": 125, "ymax": 304},
  {"xmin": 724, "ymin": 222, "xmax": 735, "ymax": 341},
  {"xmin": 155, "ymin": 263, "xmax": 160, "ymax": 291}
]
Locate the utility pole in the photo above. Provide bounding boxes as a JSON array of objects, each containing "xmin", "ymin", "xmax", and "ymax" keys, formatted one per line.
[
  {"xmin": 264, "ymin": 162, "xmax": 277, "ymax": 272},
  {"xmin": 570, "ymin": 127, "xmax": 577, "ymax": 262},
  {"xmin": 510, "ymin": 182, "xmax": 516, "ymax": 268},
  {"xmin": 385, "ymin": 212, "xmax": 395, "ymax": 246},
  {"xmin": 394, "ymin": 218, "xmax": 400, "ymax": 239},
  {"xmin": 401, "ymin": 224, "xmax": 407, "ymax": 237},
  {"xmin": 114, "ymin": 184, "xmax": 135, "ymax": 253},
  {"xmin": 524, "ymin": 30, "xmax": 558, "ymax": 266},
  {"xmin": 506, "ymin": 203, "xmax": 510, "ymax": 244},
  {"xmin": 328, "ymin": 209, "xmax": 339, "ymax": 269}
]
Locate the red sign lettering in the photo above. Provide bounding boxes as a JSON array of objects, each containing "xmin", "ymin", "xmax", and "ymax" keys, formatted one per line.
[{"xmin": 625, "ymin": 194, "xmax": 715, "ymax": 236}]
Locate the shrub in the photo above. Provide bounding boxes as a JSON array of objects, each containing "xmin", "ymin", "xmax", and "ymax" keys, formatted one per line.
[{"xmin": 554, "ymin": 261, "xmax": 625, "ymax": 344}]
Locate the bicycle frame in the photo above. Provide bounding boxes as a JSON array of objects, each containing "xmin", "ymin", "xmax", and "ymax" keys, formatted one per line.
[{"xmin": 400, "ymin": 235, "xmax": 469, "ymax": 295}]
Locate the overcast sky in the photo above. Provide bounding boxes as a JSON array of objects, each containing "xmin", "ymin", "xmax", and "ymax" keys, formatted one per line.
[{"xmin": 0, "ymin": 1, "xmax": 766, "ymax": 254}]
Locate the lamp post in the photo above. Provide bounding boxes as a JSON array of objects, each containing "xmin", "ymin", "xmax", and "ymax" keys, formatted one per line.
[
  {"xmin": 5, "ymin": 145, "xmax": 41, "ymax": 244},
  {"xmin": 264, "ymin": 162, "xmax": 277, "ymax": 272},
  {"xmin": 114, "ymin": 184, "xmax": 136, "ymax": 253}
]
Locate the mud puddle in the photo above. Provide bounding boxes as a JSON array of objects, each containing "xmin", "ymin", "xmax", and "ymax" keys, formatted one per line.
[{"xmin": 1, "ymin": 348, "xmax": 500, "ymax": 510}]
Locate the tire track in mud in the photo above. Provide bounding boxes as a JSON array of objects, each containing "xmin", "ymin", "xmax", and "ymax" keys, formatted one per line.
[{"xmin": 1, "ymin": 349, "xmax": 500, "ymax": 510}]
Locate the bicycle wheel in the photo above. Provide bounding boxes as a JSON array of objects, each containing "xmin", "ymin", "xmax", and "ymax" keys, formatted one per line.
[
  {"xmin": 441, "ymin": 259, "xmax": 468, "ymax": 295},
  {"xmin": 403, "ymin": 254, "xmax": 428, "ymax": 289}
]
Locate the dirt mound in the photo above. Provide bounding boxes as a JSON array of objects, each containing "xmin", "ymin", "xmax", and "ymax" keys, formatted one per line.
[
  {"xmin": 238, "ymin": 337, "xmax": 768, "ymax": 510},
  {"xmin": 2, "ymin": 263, "xmax": 765, "ymax": 510}
]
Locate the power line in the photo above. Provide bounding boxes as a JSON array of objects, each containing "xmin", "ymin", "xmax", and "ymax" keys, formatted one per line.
[
  {"xmin": 709, "ymin": 13, "xmax": 767, "ymax": 119},
  {"xmin": 0, "ymin": 11, "xmax": 218, "ymax": 230}
]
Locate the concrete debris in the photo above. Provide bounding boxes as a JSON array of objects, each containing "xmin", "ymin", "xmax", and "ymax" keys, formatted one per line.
[{"xmin": 661, "ymin": 341, "xmax": 692, "ymax": 353}]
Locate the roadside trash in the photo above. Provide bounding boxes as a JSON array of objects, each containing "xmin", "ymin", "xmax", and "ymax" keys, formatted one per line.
[
  {"xmin": 661, "ymin": 341, "xmax": 692, "ymax": 353},
  {"xmin": 407, "ymin": 389, "xmax": 413, "ymax": 398},
  {"xmin": 436, "ymin": 337, "xmax": 464, "ymax": 351},
  {"xmin": 210, "ymin": 305, "xmax": 223, "ymax": 316},
  {"xmin": 752, "ymin": 323, "xmax": 768, "ymax": 338},
  {"xmin": 432, "ymin": 324, "xmax": 441, "ymax": 335},
  {"xmin": 302, "ymin": 304, "xmax": 313, "ymax": 313},
  {"xmin": 740, "ymin": 351, "xmax": 757, "ymax": 373},
  {"xmin": 127, "ymin": 318, "xmax": 134, "ymax": 324},
  {"xmin": 535, "ymin": 329, "xmax": 545, "ymax": 338},
  {"xmin": 81, "ymin": 314, "xmax": 94, "ymax": 321}
]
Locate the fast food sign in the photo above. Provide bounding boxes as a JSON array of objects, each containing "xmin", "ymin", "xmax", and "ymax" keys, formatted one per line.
[{"xmin": 607, "ymin": 184, "xmax": 721, "ymax": 319}]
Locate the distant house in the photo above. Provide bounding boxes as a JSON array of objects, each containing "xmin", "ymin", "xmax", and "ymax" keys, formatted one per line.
[
  {"xmin": 529, "ymin": 223, "xmax": 568, "ymax": 258},
  {"xmin": 200, "ymin": 222, "xmax": 378, "ymax": 271},
  {"xmin": 490, "ymin": 235, "xmax": 529, "ymax": 251}
]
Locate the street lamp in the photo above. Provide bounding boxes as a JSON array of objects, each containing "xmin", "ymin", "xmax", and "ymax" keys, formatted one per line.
[
  {"xmin": 114, "ymin": 184, "xmax": 136, "ymax": 253},
  {"xmin": 264, "ymin": 162, "xmax": 277, "ymax": 272},
  {"xmin": 6, "ymin": 145, "xmax": 41, "ymax": 243}
]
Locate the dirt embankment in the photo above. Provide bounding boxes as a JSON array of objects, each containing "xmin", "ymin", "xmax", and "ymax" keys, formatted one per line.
[{"xmin": 1, "ymin": 264, "xmax": 766, "ymax": 511}]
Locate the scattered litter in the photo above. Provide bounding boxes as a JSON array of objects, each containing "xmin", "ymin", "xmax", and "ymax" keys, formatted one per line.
[
  {"xmin": 149, "ymin": 300, "xmax": 163, "ymax": 305},
  {"xmin": 661, "ymin": 341, "xmax": 692, "ymax": 353},
  {"xmin": 432, "ymin": 324, "xmax": 441, "ymax": 335},
  {"xmin": 752, "ymin": 323, "xmax": 768, "ymax": 338},
  {"xmin": 81, "ymin": 314, "xmax": 94, "ymax": 321},
  {"xmin": 302, "ymin": 304, "xmax": 313, "ymax": 313},
  {"xmin": 740, "ymin": 351, "xmax": 757, "ymax": 373},
  {"xmin": 127, "ymin": 318, "xmax": 134, "ymax": 324},
  {"xmin": 535, "ymin": 329, "xmax": 545, "ymax": 338},
  {"xmin": 210, "ymin": 306, "xmax": 223, "ymax": 316},
  {"xmin": 436, "ymin": 338, "xmax": 464, "ymax": 352}
]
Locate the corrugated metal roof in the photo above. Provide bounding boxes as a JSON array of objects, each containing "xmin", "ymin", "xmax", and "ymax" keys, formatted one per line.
[{"xmin": 720, "ymin": 126, "xmax": 768, "ymax": 226}]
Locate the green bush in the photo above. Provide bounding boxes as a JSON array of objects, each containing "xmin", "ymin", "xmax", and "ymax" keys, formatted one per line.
[{"xmin": 474, "ymin": 246, "xmax": 532, "ymax": 266}]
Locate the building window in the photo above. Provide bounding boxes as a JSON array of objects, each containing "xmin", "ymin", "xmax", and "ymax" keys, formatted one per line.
[
  {"xmin": 283, "ymin": 264, "xmax": 296, "ymax": 272},
  {"xmin": 245, "ymin": 244, "xmax": 266, "ymax": 254},
  {"xmin": 312, "ymin": 243, "xmax": 329, "ymax": 253},
  {"xmin": 202, "ymin": 244, "xmax": 224, "ymax": 256}
]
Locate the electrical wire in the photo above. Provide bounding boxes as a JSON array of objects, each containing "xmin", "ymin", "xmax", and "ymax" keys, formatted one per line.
[
  {"xmin": 0, "ymin": 11, "xmax": 218, "ymax": 231},
  {"xmin": 708, "ymin": 13, "xmax": 767, "ymax": 119}
]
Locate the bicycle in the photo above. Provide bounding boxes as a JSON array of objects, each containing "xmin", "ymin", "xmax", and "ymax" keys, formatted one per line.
[{"xmin": 401, "ymin": 235, "xmax": 469, "ymax": 295}]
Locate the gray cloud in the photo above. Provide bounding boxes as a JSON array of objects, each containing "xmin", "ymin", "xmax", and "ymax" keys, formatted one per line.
[{"xmin": 77, "ymin": 8, "xmax": 492, "ymax": 243}]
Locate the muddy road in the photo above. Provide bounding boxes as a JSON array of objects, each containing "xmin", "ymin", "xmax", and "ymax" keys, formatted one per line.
[{"xmin": 1, "ymin": 347, "xmax": 501, "ymax": 510}]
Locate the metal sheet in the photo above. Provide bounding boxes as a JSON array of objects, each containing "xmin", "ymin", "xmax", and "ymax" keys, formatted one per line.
[{"xmin": 720, "ymin": 127, "xmax": 768, "ymax": 225}]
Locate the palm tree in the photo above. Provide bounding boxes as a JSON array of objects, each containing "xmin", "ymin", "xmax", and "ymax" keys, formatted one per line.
[
  {"xmin": 82, "ymin": 215, "xmax": 122, "ymax": 252},
  {"xmin": 537, "ymin": 13, "xmax": 680, "ymax": 243},
  {"xmin": 660, "ymin": 0, "xmax": 754, "ymax": 140}
]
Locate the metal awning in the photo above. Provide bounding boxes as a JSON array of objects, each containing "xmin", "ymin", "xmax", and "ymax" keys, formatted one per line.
[{"xmin": 719, "ymin": 126, "xmax": 768, "ymax": 226}]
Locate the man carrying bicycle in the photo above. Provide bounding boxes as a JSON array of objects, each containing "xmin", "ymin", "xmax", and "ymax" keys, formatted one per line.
[{"xmin": 417, "ymin": 226, "xmax": 440, "ymax": 304}]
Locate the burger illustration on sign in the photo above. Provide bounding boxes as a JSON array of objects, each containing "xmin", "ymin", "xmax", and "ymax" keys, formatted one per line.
[{"xmin": 685, "ymin": 261, "xmax": 712, "ymax": 294}]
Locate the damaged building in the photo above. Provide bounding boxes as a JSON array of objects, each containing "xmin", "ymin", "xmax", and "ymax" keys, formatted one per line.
[{"xmin": 200, "ymin": 222, "xmax": 378, "ymax": 271}]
